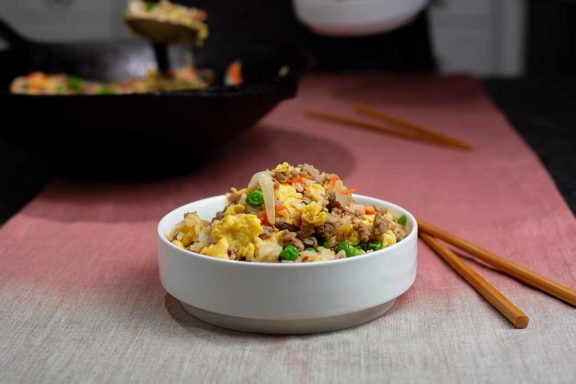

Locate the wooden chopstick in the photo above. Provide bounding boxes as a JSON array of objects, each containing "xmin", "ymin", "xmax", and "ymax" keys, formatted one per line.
[
  {"xmin": 306, "ymin": 110, "xmax": 466, "ymax": 149},
  {"xmin": 418, "ymin": 220, "xmax": 576, "ymax": 307},
  {"xmin": 420, "ymin": 233, "xmax": 529, "ymax": 329},
  {"xmin": 355, "ymin": 103, "xmax": 472, "ymax": 150}
]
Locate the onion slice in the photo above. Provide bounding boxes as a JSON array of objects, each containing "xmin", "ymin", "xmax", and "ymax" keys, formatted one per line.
[
  {"xmin": 248, "ymin": 171, "xmax": 275, "ymax": 225},
  {"xmin": 333, "ymin": 180, "xmax": 352, "ymax": 207},
  {"xmin": 334, "ymin": 190, "xmax": 350, "ymax": 207}
]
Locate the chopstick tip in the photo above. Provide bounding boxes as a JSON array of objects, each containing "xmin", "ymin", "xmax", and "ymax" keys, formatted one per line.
[{"xmin": 515, "ymin": 315, "xmax": 529, "ymax": 329}]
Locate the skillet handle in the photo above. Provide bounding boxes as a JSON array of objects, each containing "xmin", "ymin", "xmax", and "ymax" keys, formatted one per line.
[{"xmin": 0, "ymin": 18, "xmax": 29, "ymax": 49}]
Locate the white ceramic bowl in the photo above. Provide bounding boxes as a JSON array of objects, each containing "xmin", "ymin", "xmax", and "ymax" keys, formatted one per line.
[
  {"xmin": 293, "ymin": 0, "xmax": 428, "ymax": 37},
  {"xmin": 158, "ymin": 194, "xmax": 417, "ymax": 334}
]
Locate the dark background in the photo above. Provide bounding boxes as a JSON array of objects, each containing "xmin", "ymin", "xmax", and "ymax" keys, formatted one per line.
[
  {"xmin": 181, "ymin": 0, "xmax": 436, "ymax": 72},
  {"xmin": 178, "ymin": 0, "xmax": 576, "ymax": 76},
  {"xmin": 526, "ymin": 0, "xmax": 576, "ymax": 76}
]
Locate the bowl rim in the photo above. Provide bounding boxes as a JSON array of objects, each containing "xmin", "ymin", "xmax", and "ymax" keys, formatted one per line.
[{"xmin": 157, "ymin": 193, "xmax": 418, "ymax": 269}]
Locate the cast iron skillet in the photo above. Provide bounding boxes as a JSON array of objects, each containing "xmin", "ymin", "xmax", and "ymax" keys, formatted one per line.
[{"xmin": 0, "ymin": 19, "xmax": 303, "ymax": 178}]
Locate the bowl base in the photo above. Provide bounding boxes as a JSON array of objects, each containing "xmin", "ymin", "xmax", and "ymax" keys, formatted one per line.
[
  {"xmin": 181, "ymin": 300, "xmax": 396, "ymax": 335},
  {"xmin": 306, "ymin": 15, "xmax": 416, "ymax": 37}
]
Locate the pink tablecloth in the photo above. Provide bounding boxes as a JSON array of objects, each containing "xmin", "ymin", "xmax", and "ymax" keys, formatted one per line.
[{"xmin": 1, "ymin": 75, "xmax": 575, "ymax": 383}]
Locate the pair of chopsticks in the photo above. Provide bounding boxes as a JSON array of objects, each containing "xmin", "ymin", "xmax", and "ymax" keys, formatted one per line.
[
  {"xmin": 307, "ymin": 103, "xmax": 472, "ymax": 150},
  {"xmin": 418, "ymin": 220, "xmax": 576, "ymax": 329}
]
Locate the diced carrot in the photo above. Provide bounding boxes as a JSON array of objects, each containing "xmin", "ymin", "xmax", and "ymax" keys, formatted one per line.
[
  {"xmin": 292, "ymin": 175, "xmax": 308, "ymax": 190},
  {"xmin": 195, "ymin": 10, "xmax": 208, "ymax": 21},
  {"xmin": 259, "ymin": 211, "xmax": 270, "ymax": 226},
  {"xmin": 225, "ymin": 60, "xmax": 243, "ymax": 86},
  {"xmin": 365, "ymin": 207, "xmax": 375, "ymax": 215},
  {"xmin": 326, "ymin": 175, "xmax": 339, "ymax": 190},
  {"xmin": 275, "ymin": 204, "xmax": 288, "ymax": 213},
  {"xmin": 27, "ymin": 72, "xmax": 44, "ymax": 81},
  {"xmin": 342, "ymin": 188, "xmax": 358, "ymax": 195}
]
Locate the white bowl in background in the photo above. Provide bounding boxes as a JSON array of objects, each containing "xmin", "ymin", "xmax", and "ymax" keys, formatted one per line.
[
  {"xmin": 293, "ymin": 0, "xmax": 428, "ymax": 37},
  {"xmin": 157, "ymin": 194, "xmax": 418, "ymax": 334}
]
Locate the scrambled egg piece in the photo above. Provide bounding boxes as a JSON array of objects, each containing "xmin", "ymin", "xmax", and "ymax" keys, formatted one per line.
[
  {"xmin": 275, "ymin": 184, "xmax": 304, "ymax": 223},
  {"xmin": 172, "ymin": 240, "xmax": 185, "ymax": 249},
  {"xmin": 242, "ymin": 244, "xmax": 256, "ymax": 261},
  {"xmin": 201, "ymin": 238, "xmax": 230, "ymax": 260},
  {"xmin": 211, "ymin": 214, "xmax": 263, "ymax": 259},
  {"xmin": 225, "ymin": 204, "xmax": 245, "ymax": 215},
  {"xmin": 273, "ymin": 162, "xmax": 291, "ymax": 173},
  {"xmin": 381, "ymin": 230, "xmax": 397, "ymax": 248},
  {"xmin": 347, "ymin": 231, "xmax": 360, "ymax": 246},
  {"xmin": 336, "ymin": 217, "xmax": 354, "ymax": 240},
  {"xmin": 273, "ymin": 177, "xmax": 328, "ymax": 228},
  {"xmin": 276, "ymin": 183, "xmax": 302, "ymax": 205},
  {"xmin": 301, "ymin": 202, "xmax": 327, "ymax": 226},
  {"xmin": 363, "ymin": 214, "xmax": 375, "ymax": 226},
  {"xmin": 228, "ymin": 187, "xmax": 247, "ymax": 202}
]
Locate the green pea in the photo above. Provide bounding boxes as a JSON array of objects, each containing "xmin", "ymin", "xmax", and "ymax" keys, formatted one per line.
[
  {"xmin": 100, "ymin": 85, "xmax": 114, "ymax": 95},
  {"xmin": 397, "ymin": 214, "xmax": 407, "ymax": 225},
  {"xmin": 246, "ymin": 189, "xmax": 264, "ymax": 207},
  {"xmin": 337, "ymin": 242, "xmax": 350, "ymax": 253},
  {"xmin": 280, "ymin": 245, "xmax": 299, "ymax": 261},
  {"xmin": 368, "ymin": 242, "xmax": 381, "ymax": 251},
  {"xmin": 145, "ymin": 1, "xmax": 156, "ymax": 11},
  {"xmin": 346, "ymin": 247, "xmax": 364, "ymax": 257},
  {"xmin": 68, "ymin": 77, "xmax": 82, "ymax": 93},
  {"xmin": 304, "ymin": 247, "xmax": 317, "ymax": 253},
  {"xmin": 337, "ymin": 242, "xmax": 363, "ymax": 257},
  {"xmin": 319, "ymin": 241, "xmax": 329, "ymax": 248}
]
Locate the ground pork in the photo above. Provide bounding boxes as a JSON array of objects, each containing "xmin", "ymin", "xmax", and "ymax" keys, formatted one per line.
[
  {"xmin": 318, "ymin": 172, "xmax": 334, "ymax": 185},
  {"xmin": 302, "ymin": 236, "xmax": 318, "ymax": 247},
  {"xmin": 354, "ymin": 222, "xmax": 371, "ymax": 243},
  {"xmin": 373, "ymin": 212, "xmax": 388, "ymax": 240},
  {"xmin": 331, "ymin": 207, "xmax": 344, "ymax": 217},
  {"xmin": 274, "ymin": 172, "xmax": 290, "ymax": 183},
  {"xmin": 375, "ymin": 206, "xmax": 388, "ymax": 214},
  {"xmin": 325, "ymin": 190, "xmax": 344, "ymax": 210},
  {"xmin": 298, "ymin": 222, "xmax": 317, "ymax": 246},
  {"xmin": 227, "ymin": 247, "xmax": 239, "ymax": 260},
  {"xmin": 299, "ymin": 163, "xmax": 321, "ymax": 182},
  {"xmin": 212, "ymin": 210, "xmax": 225, "ymax": 222},
  {"xmin": 315, "ymin": 214, "xmax": 342, "ymax": 240},
  {"xmin": 281, "ymin": 231, "xmax": 305, "ymax": 251},
  {"xmin": 275, "ymin": 217, "xmax": 299, "ymax": 232},
  {"xmin": 344, "ymin": 204, "xmax": 364, "ymax": 218},
  {"xmin": 226, "ymin": 191, "xmax": 240, "ymax": 205},
  {"xmin": 260, "ymin": 226, "xmax": 275, "ymax": 239}
]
